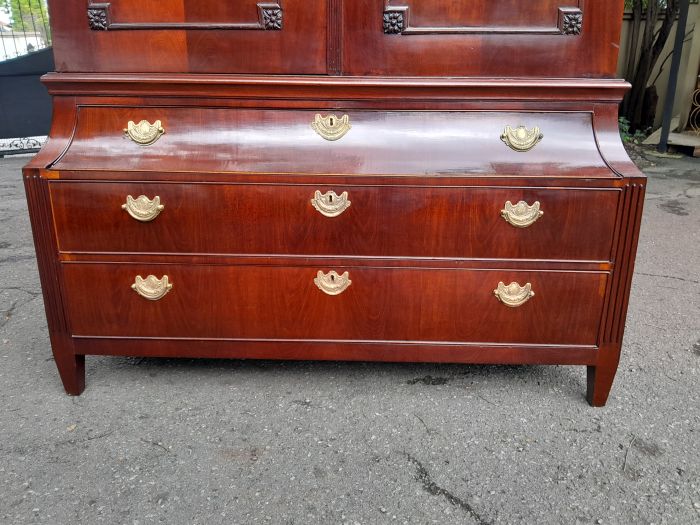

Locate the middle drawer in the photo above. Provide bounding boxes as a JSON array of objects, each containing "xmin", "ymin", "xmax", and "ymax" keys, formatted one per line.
[{"xmin": 50, "ymin": 181, "xmax": 618, "ymax": 261}]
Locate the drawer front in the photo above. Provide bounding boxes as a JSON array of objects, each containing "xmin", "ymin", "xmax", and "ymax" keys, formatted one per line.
[
  {"xmin": 52, "ymin": 106, "xmax": 613, "ymax": 178},
  {"xmin": 63, "ymin": 264, "xmax": 607, "ymax": 346},
  {"xmin": 53, "ymin": 1, "xmax": 327, "ymax": 74},
  {"xmin": 51, "ymin": 182, "xmax": 618, "ymax": 261},
  {"xmin": 343, "ymin": 1, "xmax": 621, "ymax": 78}
]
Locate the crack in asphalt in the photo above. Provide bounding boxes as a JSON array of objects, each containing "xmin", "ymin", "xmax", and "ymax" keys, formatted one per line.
[
  {"xmin": 403, "ymin": 452, "xmax": 491, "ymax": 525},
  {"xmin": 1, "ymin": 286, "xmax": 41, "ymax": 297},
  {"xmin": 636, "ymin": 272, "xmax": 700, "ymax": 286},
  {"xmin": 0, "ymin": 254, "xmax": 36, "ymax": 264},
  {"xmin": 0, "ymin": 289, "xmax": 42, "ymax": 329},
  {"xmin": 0, "ymin": 300, "xmax": 17, "ymax": 329}
]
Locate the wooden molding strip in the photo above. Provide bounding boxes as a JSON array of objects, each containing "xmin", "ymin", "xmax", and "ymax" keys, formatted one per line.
[
  {"xmin": 383, "ymin": 3, "xmax": 583, "ymax": 36},
  {"xmin": 87, "ymin": 2, "xmax": 284, "ymax": 31}
]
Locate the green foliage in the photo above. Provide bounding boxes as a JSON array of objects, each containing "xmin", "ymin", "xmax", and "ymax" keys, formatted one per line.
[
  {"xmin": 619, "ymin": 117, "xmax": 650, "ymax": 144},
  {"xmin": 3, "ymin": 0, "xmax": 50, "ymax": 41}
]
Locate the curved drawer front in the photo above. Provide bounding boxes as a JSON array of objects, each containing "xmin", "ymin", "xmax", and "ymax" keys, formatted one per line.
[
  {"xmin": 54, "ymin": 1, "xmax": 327, "ymax": 74},
  {"xmin": 51, "ymin": 182, "xmax": 618, "ymax": 261},
  {"xmin": 52, "ymin": 106, "xmax": 613, "ymax": 178},
  {"xmin": 63, "ymin": 264, "xmax": 607, "ymax": 346}
]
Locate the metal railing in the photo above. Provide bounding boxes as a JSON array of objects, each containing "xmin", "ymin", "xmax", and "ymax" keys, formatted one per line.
[
  {"xmin": 0, "ymin": 0, "xmax": 51, "ymax": 62},
  {"xmin": 624, "ymin": 0, "xmax": 699, "ymax": 9}
]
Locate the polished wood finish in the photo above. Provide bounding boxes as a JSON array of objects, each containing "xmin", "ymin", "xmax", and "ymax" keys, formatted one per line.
[
  {"xmin": 25, "ymin": 0, "xmax": 645, "ymax": 405},
  {"xmin": 49, "ymin": 1, "xmax": 624, "ymax": 77},
  {"xmin": 52, "ymin": 107, "xmax": 613, "ymax": 177},
  {"xmin": 51, "ymin": 1, "xmax": 328, "ymax": 74},
  {"xmin": 23, "ymin": 173, "xmax": 84, "ymax": 395},
  {"xmin": 50, "ymin": 181, "xmax": 619, "ymax": 261},
  {"xmin": 344, "ymin": 1, "xmax": 622, "ymax": 77},
  {"xmin": 62, "ymin": 263, "xmax": 607, "ymax": 345}
]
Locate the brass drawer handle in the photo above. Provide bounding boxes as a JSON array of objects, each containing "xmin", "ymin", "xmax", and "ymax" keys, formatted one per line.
[
  {"xmin": 311, "ymin": 190, "xmax": 351, "ymax": 217},
  {"xmin": 311, "ymin": 114, "xmax": 351, "ymax": 141},
  {"xmin": 132, "ymin": 275, "xmax": 173, "ymax": 301},
  {"xmin": 124, "ymin": 120, "xmax": 165, "ymax": 146},
  {"xmin": 494, "ymin": 282, "xmax": 534, "ymax": 307},
  {"xmin": 501, "ymin": 125, "xmax": 543, "ymax": 152},
  {"xmin": 501, "ymin": 200, "xmax": 543, "ymax": 228},
  {"xmin": 122, "ymin": 195, "xmax": 164, "ymax": 222},
  {"xmin": 314, "ymin": 271, "xmax": 351, "ymax": 296}
]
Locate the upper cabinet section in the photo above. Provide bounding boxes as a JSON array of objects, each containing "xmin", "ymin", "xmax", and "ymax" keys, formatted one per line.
[
  {"xmin": 50, "ymin": 0, "xmax": 328, "ymax": 74},
  {"xmin": 342, "ymin": 0, "xmax": 624, "ymax": 78},
  {"xmin": 48, "ymin": 0, "xmax": 624, "ymax": 77}
]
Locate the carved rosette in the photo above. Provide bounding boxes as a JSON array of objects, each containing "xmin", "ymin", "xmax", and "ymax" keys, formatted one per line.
[
  {"xmin": 87, "ymin": 4, "xmax": 110, "ymax": 31},
  {"xmin": 559, "ymin": 8, "xmax": 583, "ymax": 36},
  {"xmin": 261, "ymin": 5, "xmax": 283, "ymax": 30},
  {"xmin": 383, "ymin": 10, "xmax": 405, "ymax": 34}
]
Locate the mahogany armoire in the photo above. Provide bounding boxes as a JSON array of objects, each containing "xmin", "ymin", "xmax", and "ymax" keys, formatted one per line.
[{"xmin": 24, "ymin": 0, "xmax": 645, "ymax": 405}]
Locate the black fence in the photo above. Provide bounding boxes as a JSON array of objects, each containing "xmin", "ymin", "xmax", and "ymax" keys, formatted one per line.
[
  {"xmin": 624, "ymin": 0, "xmax": 699, "ymax": 8},
  {"xmin": 0, "ymin": 0, "xmax": 52, "ymax": 155}
]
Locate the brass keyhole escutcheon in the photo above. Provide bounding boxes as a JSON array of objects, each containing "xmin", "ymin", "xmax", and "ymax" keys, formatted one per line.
[
  {"xmin": 311, "ymin": 114, "xmax": 351, "ymax": 141},
  {"xmin": 314, "ymin": 271, "xmax": 351, "ymax": 296},
  {"xmin": 311, "ymin": 190, "xmax": 351, "ymax": 218}
]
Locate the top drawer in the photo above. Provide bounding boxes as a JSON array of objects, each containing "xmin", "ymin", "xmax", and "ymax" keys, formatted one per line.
[
  {"xmin": 343, "ymin": 0, "xmax": 623, "ymax": 77},
  {"xmin": 51, "ymin": 0, "xmax": 327, "ymax": 74},
  {"xmin": 52, "ymin": 106, "xmax": 614, "ymax": 178}
]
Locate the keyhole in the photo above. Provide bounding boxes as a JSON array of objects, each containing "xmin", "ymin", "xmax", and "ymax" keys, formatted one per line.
[
  {"xmin": 330, "ymin": 274, "xmax": 335, "ymax": 282},
  {"xmin": 328, "ymin": 194, "xmax": 333, "ymax": 203},
  {"xmin": 329, "ymin": 116, "xmax": 335, "ymax": 126}
]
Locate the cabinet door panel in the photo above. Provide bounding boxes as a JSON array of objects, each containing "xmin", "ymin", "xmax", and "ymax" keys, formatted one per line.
[
  {"xmin": 343, "ymin": 0, "xmax": 624, "ymax": 77},
  {"xmin": 52, "ymin": 0, "xmax": 327, "ymax": 73},
  {"xmin": 383, "ymin": 0, "xmax": 578, "ymax": 33}
]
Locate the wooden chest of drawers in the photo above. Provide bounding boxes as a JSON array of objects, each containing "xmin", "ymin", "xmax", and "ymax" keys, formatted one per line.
[{"xmin": 25, "ymin": 1, "xmax": 645, "ymax": 405}]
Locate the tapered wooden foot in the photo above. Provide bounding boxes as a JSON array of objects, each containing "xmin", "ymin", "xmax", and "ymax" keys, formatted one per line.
[
  {"xmin": 53, "ymin": 353, "xmax": 86, "ymax": 395},
  {"xmin": 586, "ymin": 364, "xmax": 616, "ymax": 407}
]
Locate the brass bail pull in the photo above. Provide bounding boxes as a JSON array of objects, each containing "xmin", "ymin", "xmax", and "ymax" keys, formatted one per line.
[
  {"xmin": 132, "ymin": 275, "xmax": 173, "ymax": 301},
  {"xmin": 501, "ymin": 125, "xmax": 543, "ymax": 152},
  {"xmin": 124, "ymin": 120, "xmax": 165, "ymax": 146},
  {"xmin": 494, "ymin": 282, "xmax": 535, "ymax": 308},
  {"xmin": 501, "ymin": 201, "xmax": 543, "ymax": 228},
  {"xmin": 122, "ymin": 195, "xmax": 164, "ymax": 222}
]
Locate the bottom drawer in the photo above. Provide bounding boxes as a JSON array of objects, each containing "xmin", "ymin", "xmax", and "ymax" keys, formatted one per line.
[{"xmin": 62, "ymin": 264, "xmax": 607, "ymax": 346}]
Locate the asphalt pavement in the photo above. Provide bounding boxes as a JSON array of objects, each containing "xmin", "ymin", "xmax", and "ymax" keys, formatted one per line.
[{"xmin": 0, "ymin": 150, "xmax": 698, "ymax": 524}]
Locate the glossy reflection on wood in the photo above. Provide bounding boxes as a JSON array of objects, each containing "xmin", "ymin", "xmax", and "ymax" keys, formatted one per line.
[
  {"xmin": 52, "ymin": 107, "xmax": 613, "ymax": 177},
  {"xmin": 61, "ymin": 263, "xmax": 608, "ymax": 345},
  {"xmin": 50, "ymin": 181, "xmax": 620, "ymax": 261},
  {"xmin": 25, "ymin": 0, "xmax": 645, "ymax": 406}
]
